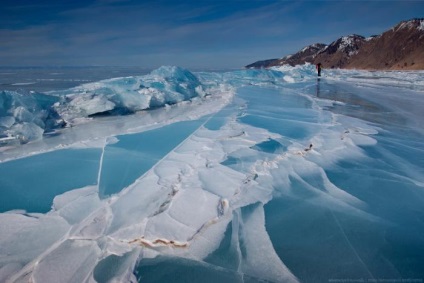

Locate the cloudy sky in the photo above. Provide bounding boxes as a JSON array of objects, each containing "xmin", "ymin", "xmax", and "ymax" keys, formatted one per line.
[{"xmin": 1, "ymin": 0, "xmax": 423, "ymax": 69}]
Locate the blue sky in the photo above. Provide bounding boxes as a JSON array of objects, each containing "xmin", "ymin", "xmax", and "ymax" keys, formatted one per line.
[{"xmin": 1, "ymin": 0, "xmax": 423, "ymax": 69}]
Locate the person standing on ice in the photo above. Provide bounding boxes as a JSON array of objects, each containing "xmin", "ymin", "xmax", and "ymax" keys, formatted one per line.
[{"xmin": 316, "ymin": 63, "xmax": 322, "ymax": 77}]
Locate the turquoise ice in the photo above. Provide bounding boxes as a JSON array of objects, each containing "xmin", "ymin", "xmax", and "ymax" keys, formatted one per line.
[{"xmin": 0, "ymin": 65, "xmax": 423, "ymax": 282}]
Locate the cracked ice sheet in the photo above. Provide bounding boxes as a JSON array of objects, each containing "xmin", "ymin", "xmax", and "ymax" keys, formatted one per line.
[
  {"xmin": 0, "ymin": 83, "xmax": 388, "ymax": 282},
  {"xmin": 3, "ymin": 116, "xmax": 296, "ymax": 282},
  {"xmin": 8, "ymin": 112, "xmax": 379, "ymax": 283},
  {"xmin": 0, "ymin": 88, "xmax": 233, "ymax": 279}
]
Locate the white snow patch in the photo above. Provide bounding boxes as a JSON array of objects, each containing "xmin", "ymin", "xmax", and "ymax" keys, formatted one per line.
[
  {"xmin": 283, "ymin": 75, "xmax": 295, "ymax": 83},
  {"xmin": 339, "ymin": 36, "xmax": 354, "ymax": 51},
  {"xmin": 419, "ymin": 20, "xmax": 424, "ymax": 31}
]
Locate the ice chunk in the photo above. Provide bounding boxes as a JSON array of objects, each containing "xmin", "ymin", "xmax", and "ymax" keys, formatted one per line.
[
  {"xmin": 54, "ymin": 66, "xmax": 207, "ymax": 123},
  {"xmin": 198, "ymin": 165, "xmax": 245, "ymax": 198},
  {"xmin": 0, "ymin": 90, "xmax": 63, "ymax": 143},
  {"xmin": 13, "ymin": 106, "xmax": 35, "ymax": 124},
  {"xmin": 0, "ymin": 116, "xmax": 15, "ymax": 128},
  {"xmin": 0, "ymin": 213, "xmax": 69, "ymax": 278},
  {"xmin": 71, "ymin": 206, "xmax": 112, "ymax": 239},
  {"xmin": 283, "ymin": 75, "xmax": 295, "ymax": 83},
  {"xmin": 236, "ymin": 204, "xmax": 299, "ymax": 282},
  {"xmin": 30, "ymin": 239, "xmax": 101, "ymax": 283},
  {"xmin": 68, "ymin": 93, "xmax": 116, "ymax": 116},
  {"xmin": 52, "ymin": 186, "xmax": 102, "ymax": 225},
  {"xmin": 167, "ymin": 189, "xmax": 220, "ymax": 229},
  {"xmin": 9, "ymin": 122, "xmax": 44, "ymax": 143}
]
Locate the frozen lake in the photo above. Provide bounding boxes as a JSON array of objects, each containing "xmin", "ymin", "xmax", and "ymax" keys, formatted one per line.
[{"xmin": 1, "ymin": 65, "xmax": 424, "ymax": 282}]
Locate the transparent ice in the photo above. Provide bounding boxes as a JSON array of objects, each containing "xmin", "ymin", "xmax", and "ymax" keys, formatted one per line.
[{"xmin": 1, "ymin": 65, "xmax": 424, "ymax": 283}]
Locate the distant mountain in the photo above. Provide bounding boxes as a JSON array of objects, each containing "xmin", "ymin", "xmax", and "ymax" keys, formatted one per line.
[
  {"xmin": 246, "ymin": 18, "xmax": 424, "ymax": 70},
  {"xmin": 346, "ymin": 19, "xmax": 424, "ymax": 70},
  {"xmin": 245, "ymin": 58, "xmax": 279, "ymax": 68},
  {"xmin": 246, "ymin": 43, "xmax": 327, "ymax": 68}
]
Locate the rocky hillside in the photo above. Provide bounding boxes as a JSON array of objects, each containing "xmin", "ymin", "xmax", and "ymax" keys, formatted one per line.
[
  {"xmin": 246, "ymin": 43, "xmax": 327, "ymax": 68},
  {"xmin": 314, "ymin": 34, "xmax": 367, "ymax": 69},
  {"xmin": 246, "ymin": 18, "xmax": 424, "ymax": 70},
  {"xmin": 264, "ymin": 43, "xmax": 327, "ymax": 67}
]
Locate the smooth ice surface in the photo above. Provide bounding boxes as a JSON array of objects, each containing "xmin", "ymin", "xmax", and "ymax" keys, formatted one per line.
[
  {"xmin": 1, "ymin": 64, "xmax": 424, "ymax": 283},
  {"xmin": 0, "ymin": 149, "xmax": 101, "ymax": 213}
]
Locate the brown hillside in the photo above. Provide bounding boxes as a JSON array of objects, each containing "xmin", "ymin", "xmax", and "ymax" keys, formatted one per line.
[
  {"xmin": 246, "ymin": 18, "xmax": 424, "ymax": 70},
  {"xmin": 346, "ymin": 19, "xmax": 424, "ymax": 70}
]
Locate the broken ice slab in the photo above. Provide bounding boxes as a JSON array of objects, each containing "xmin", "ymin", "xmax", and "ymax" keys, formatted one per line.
[
  {"xmin": 98, "ymin": 118, "xmax": 207, "ymax": 197},
  {"xmin": 136, "ymin": 203, "xmax": 299, "ymax": 283},
  {"xmin": 0, "ymin": 213, "xmax": 70, "ymax": 281},
  {"xmin": 92, "ymin": 250, "xmax": 140, "ymax": 283},
  {"xmin": 31, "ymin": 239, "xmax": 102, "ymax": 283}
]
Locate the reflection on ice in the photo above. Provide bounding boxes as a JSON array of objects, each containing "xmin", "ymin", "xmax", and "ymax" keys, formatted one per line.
[{"xmin": 1, "ymin": 65, "xmax": 424, "ymax": 282}]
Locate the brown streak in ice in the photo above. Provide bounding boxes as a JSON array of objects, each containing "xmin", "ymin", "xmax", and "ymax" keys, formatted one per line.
[{"xmin": 128, "ymin": 237, "xmax": 188, "ymax": 248}]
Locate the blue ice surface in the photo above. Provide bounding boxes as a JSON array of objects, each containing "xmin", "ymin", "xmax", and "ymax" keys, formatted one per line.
[
  {"xmin": 237, "ymin": 86, "xmax": 320, "ymax": 140},
  {"xmin": 0, "ymin": 148, "xmax": 101, "ymax": 213},
  {"xmin": 263, "ymin": 79, "xmax": 424, "ymax": 282},
  {"xmin": 251, "ymin": 138, "xmax": 287, "ymax": 154},
  {"xmin": 67, "ymin": 72, "xmax": 424, "ymax": 282},
  {"xmin": 135, "ymin": 206, "xmax": 263, "ymax": 283},
  {"xmin": 1, "ymin": 66, "xmax": 424, "ymax": 282},
  {"xmin": 203, "ymin": 106, "xmax": 235, "ymax": 131},
  {"xmin": 99, "ymin": 118, "xmax": 208, "ymax": 197},
  {"xmin": 134, "ymin": 256, "xmax": 243, "ymax": 283}
]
